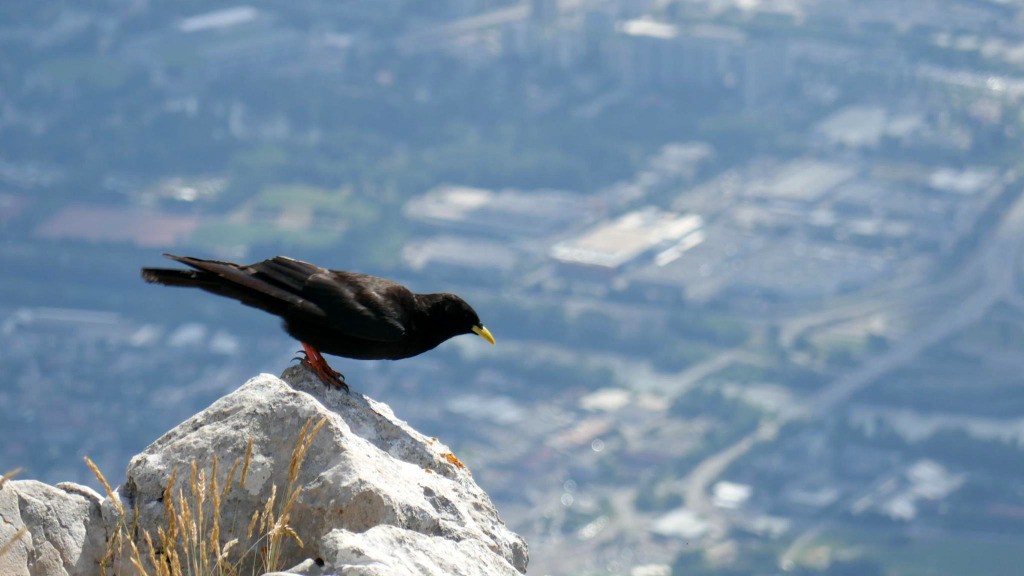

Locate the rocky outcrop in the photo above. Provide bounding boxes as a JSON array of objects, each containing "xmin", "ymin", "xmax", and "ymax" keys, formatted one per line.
[
  {"xmin": 0, "ymin": 366, "xmax": 528, "ymax": 575},
  {"xmin": 0, "ymin": 481, "xmax": 106, "ymax": 576}
]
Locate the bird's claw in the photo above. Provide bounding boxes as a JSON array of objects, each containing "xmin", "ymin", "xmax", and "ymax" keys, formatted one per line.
[
  {"xmin": 325, "ymin": 368, "xmax": 348, "ymax": 392},
  {"xmin": 300, "ymin": 358, "xmax": 349, "ymax": 393}
]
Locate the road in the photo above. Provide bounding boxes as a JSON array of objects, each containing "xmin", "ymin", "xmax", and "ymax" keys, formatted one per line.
[
  {"xmin": 609, "ymin": 349, "xmax": 761, "ymax": 397},
  {"xmin": 681, "ymin": 185, "xmax": 1024, "ymax": 529},
  {"xmin": 682, "ymin": 420, "xmax": 779, "ymax": 537}
]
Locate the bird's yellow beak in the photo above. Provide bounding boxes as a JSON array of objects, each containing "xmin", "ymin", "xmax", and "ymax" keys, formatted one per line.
[{"xmin": 472, "ymin": 325, "xmax": 496, "ymax": 345}]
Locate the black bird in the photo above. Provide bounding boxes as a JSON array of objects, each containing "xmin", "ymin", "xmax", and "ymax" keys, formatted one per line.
[{"xmin": 141, "ymin": 254, "xmax": 495, "ymax": 391}]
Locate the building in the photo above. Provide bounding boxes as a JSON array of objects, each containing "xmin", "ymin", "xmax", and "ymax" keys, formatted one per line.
[
  {"xmin": 747, "ymin": 158, "xmax": 858, "ymax": 203},
  {"xmin": 551, "ymin": 207, "xmax": 704, "ymax": 274},
  {"xmin": 814, "ymin": 105, "xmax": 926, "ymax": 149},
  {"xmin": 647, "ymin": 142, "xmax": 716, "ymax": 182},
  {"xmin": 402, "ymin": 235, "xmax": 520, "ymax": 282},
  {"xmin": 623, "ymin": 224, "xmax": 755, "ymax": 303},
  {"xmin": 610, "ymin": 19, "xmax": 746, "ymax": 90},
  {"xmin": 176, "ymin": 6, "xmax": 261, "ymax": 33},
  {"xmin": 404, "ymin": 184, "xmax": 600, "ymax": 239}
]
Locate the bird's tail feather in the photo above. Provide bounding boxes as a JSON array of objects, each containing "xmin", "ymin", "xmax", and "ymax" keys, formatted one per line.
[
  {"xmin": 142, "ymin": 254, "xmax": 325, "ymax": 319},
  {"xmin": 141, "ymin": 263, "xmax": 288, "ymax": 314},
  {"xmin": 141, "ymin": 267, "xmax": 214, "ymax": 288}
]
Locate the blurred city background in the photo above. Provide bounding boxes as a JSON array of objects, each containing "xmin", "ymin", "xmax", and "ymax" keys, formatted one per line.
[{"xmin": 3, "ymin": 1, "xmax": 1024, "ymax": 574}]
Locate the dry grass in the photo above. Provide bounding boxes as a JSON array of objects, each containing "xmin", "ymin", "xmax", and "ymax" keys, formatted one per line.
[
  {"xmin": 0, "ymin": 527, "xmax": 28, "ymax": 560},
  {"xmin": 89, "ymin": 417, "xmax": 327, "ymax": 576},
  {"xmin": 0, "ymin": 467, "xmax": 23, "ymax": 490}
]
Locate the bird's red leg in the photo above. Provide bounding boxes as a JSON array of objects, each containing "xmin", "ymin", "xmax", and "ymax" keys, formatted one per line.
[{"xmin": 300, "ymin": 341, "xmax": 348, "ymax": 392}]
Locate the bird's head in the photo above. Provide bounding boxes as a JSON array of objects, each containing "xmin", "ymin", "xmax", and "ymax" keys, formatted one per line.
[{"xmin": 424, "ymin": 293, "xmax": 495, "ymax": 346}]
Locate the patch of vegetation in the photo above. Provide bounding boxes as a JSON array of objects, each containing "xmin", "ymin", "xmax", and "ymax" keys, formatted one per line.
[
  {"xmin": 91, "ymin": 417, "xmax": 325, "ymax": 576},
  {"xmin": 670, "ymin": 387, "xmax": 764, "ymax": 474}
]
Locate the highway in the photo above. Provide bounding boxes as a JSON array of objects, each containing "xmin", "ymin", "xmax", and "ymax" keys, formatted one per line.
[{"xmin": 681, "ymin": 185, "xmax": 1024, "ymax": 529}]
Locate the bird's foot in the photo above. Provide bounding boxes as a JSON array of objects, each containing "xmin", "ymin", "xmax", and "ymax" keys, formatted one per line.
[
  {"xmin": 300, "ymin": 358, "xmax": 349, "ymax": 392},
  {"xmin": 299, "ymin": 341, "xmax": 349, "ymax": 393}
]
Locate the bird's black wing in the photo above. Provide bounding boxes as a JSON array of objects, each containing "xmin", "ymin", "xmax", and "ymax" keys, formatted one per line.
[
  {"xmin": 151, "ymin": 254, "xmax": 327, "ymax": 318},
  {"xmin": 147, "ymin": 255, "xmax": 407, "ymax": 343},
  {"xmin": 298, "ymin": 269, "xmax": 408, "ymax": 342},
  {"xmin": 247, "ymin": 256, "xmax": 407, "ymax": 342}
]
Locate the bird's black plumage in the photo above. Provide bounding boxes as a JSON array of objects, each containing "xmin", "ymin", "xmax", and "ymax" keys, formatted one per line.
[{"xmin": 142, "ymin": 254, "xmax": 494, "ymax": 388}]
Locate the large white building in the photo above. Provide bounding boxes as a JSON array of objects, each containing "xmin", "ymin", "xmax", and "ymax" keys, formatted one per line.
[{"xmin": 551, "ymin": 207, "xmax": 704, "ymax": 271}]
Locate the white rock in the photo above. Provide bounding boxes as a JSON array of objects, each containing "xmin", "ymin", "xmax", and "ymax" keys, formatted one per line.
[
  {"xmin": 269, "ymin": 557, "xmax": 328, "ymax": 575},
  {"xmin": 121, "ymin": 366, "xmax": 528, "ymax": 574},
  {"xmin": 1, "ymin": 366, "xmax": 527, "ymax": 576},
  {"xmin": 320, "ymin": 525, "xmax": 525, "ymax": 576},
  {"xmin": 0, "ymin": 480, "xmax": 106, "ymax": 576}
]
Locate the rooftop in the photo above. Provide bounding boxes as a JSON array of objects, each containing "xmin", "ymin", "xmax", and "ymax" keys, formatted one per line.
[
  {"xmin": 815, "ymin": 106, "xmax": 888, "ymax": 148},
  {"xmin": 815, "ymin": 105, "xmax": 926, "ymax": 148},
  {"xmin": 749, "ymin": 158, "xmax": 858, "ymax": 202},
  {"xmin": 177, "ymin": 7, "xmax": 260, "ymax": 33},
  {"xmin": 551, "ymin": 207, "xmax": 703, "ymax": 270},
  {"xmin": 405, "ymin": 184, "xmax": 598, "ymax": 238},
  {"xmin": 647, "ymin": 142, "xmax": 716, "ymax": 180},
  {"xmin": 618, "ymin": 18, "xmax": 679, "ymax": 40},
  {"xmin": 928, "ymin": 167, "xmax": 998, "ymax": 195},
  {"xmin": 403, "ymin": 235, "xmax": 520, "ymax": 274}
]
